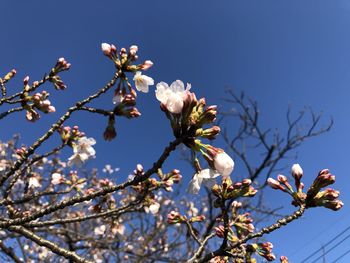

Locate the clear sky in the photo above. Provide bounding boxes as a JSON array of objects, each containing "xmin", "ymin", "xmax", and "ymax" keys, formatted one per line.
[{"xmin": 1, "ymin": 1, "xmax": 350, "ymax": 262}]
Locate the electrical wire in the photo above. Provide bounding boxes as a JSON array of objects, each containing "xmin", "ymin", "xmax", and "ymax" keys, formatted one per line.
[
  {"xmin": 291, "ymin": 214, "xmax": 349, "ymax": 257},
  {"xmin": 330, "ymin": 247, "xmax": 350, "ymax": 263},
  {"xmin": 309, "ymin": 232, "xmax": 350, "ymax": 263},
  {"xmin": 300, "ymin": 225, "xmax": 350, "ymax": 262}
]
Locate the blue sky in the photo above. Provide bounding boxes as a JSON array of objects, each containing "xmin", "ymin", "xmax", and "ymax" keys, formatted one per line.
[{"xmin": 1, "ymin": 1, "xmax": 350, "ymax": 262}]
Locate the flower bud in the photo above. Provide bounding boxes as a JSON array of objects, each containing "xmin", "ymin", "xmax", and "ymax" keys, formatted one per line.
[
  {"xmin": 3, "ymin": 69, "xmax": 16, "ymax": 82},
  {"xmin": 103, "ymin": 116, "xmax": 116, "ymax": 141},
  {"xmin": 200, "ymin": 126, "xmax": 221, "ymax": 140},
  {"xmin": 280, "ymin": 256, "xmax": 289, "ymax": 263},
  {"xmin": 267, "ymin": 178, "xmax": 286, "ymax": 192},
  {"xmin": 101, "ymin": 43, "xmax": 112, "ymax": 56},
  {"xmin": 167, "ymin": 211, "xmax": 185, "ymax": 224},
  {"xmin": 291, "ymin": 163, "xmax": 303, "ymax": 180},
  {"xmin": 139, "ymin": 60, "xmax": 153, "ymax": 70},
  {"xmin": 23, "ymin": 76, "xmax": 30, "ymax": 86},
  {"xmin": 189, "ymin": 215, "xmax": 205, "ymax": 223},
  {"xmin": 129, "ymin": 45, "xmax": 138, "ymax": 56},
  {"xmin": 214, "ymin": 225, "xmax": 225, "ymax": 238},
  {"xmin": 213, "ymin": 151, "xmax": 234, "ymax": 177}
]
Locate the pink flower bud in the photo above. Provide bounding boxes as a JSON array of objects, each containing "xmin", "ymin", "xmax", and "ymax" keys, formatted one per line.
[
  {"xmin": 139, "ymin": 60, "xmax": 153, "ymax": 70},
  {"xmin": 213, "ymin": 151, "xmax": 234, "ymax": 177},
  {"xmin": 277, "ymin": 174, "xmax": 288, "ymax": 183},
  {"xmin": 280, "ymin": 256, "xmax": 289, "ymax": 263},
  {"xmin": 23, "ymin": 76, "xmax": 30, "ymax": 85},
  {"xmin": 214, "ymin": 225, "xmax": 225, "ymax": 238},
  {"xmin": 267, "ymin": 178, "xmax": 285, "ymax": 191},
  {"xmin": 101, "ymin": 43, "xmax": 112, "ymax": 56},
  {"xmin": 48, "ymin": 106, "xmax": 56, "ymax": 113},
  {"xmin": 129, "ymin": 45, "xmax": 138, "ymax": 55},
  {"xmin": 291, "ymin": 163, "xmax": 303, "ymax": 180}
]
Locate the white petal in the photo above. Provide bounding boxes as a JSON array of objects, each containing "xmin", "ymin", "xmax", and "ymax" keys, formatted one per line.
[
  {"xmin": 170, "ymin": 80, "xmax": 185, "ymax": 93},
  {"xmin": 143, "ymin": 75, "xmax": 154, "ymax": 85},
  {"xmin": 165, "ymin": 93, "xmax": 183, "ymax": 114},
  {"xmin": 214, "ymin": 152, "xmax": 234, "ymax": 177},
  {"xmin": 134, "ymin": 71, "xmax": 142, "ymax": 77},
  {"xmin": 155, "ymin": 82, "xmax": 169, "ymax": 103},
  {"xmin": 135, "ymin": 80, "xmax": 149, "ymax": 93},
  {"xmin": 187, "ymin": 173, "xmax": 203, "ymax": 194},
  {"xmin": 149, "ymin": 203, "xmax": 160, "ymax": 214}
]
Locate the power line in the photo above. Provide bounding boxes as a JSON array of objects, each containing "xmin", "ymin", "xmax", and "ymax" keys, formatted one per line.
[
  {"xmin": 331, "ymin": 247, "xmax": 350, "ymax": 263},
  {"xmin": 300, "ymin": 225, "xmax": 350, "ymax": 262},
  {"xmin": 291, "ymin": 214, "xmax": 349, "ymax": 257},
  {"xmin": 310, "ymin": 232, "xmax": 350, "ymax": 263}
]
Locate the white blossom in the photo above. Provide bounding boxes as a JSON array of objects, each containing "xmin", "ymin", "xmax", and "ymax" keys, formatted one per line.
[
  {"xmin": 133, "ymin": 71, "xmax": 154, "ymax": 93},
  {"xmin": 0, "ymin": 159, "xmax": 8, "ymax": 172},
  {"xmin": 112, "ymin": 224, "xmax": 126, "ymax": 236},
  {"xmin": 145, "ymin": 202, "xmax": 160, "ymax": 215},
  {"xmin": 188, "ymin": 169, "xmax": 220, "ymax": 194},
  {"xmin": 94, "ymin": 225, "xmax": 106, "ymax": 236},
  {"xmin": 68, "ymin": 137, "xmax": 96, "ymax": 167},
  {"xmin": 213, "ymin": 152, "xmax": 234, "ymax": 177},
  {"xmin": 51, "ymin": 172, "xmax": 64, "ymax": 185},
  {"xmin": 29, "ymin": 176, "xmax": 41, "ymax": 188},
  {"xmin": 155, "ymin": 80, "xmax": 191, "ymax": 114},
  {"xmin": 102, "ymin": 164, "xmax": 119, "ymax": 174}
]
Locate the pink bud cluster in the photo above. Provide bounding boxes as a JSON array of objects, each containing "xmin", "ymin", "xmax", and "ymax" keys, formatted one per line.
[
  {"xmin": 58, "ymin": 126, "xmax": 85, "ymax": 145},
  {"xmin": 53, "ymin": 57, "xmax": 71, "ymax": 73},
  {"xmin": 31, "ymin": 91, "xmax": 56, "ymax": 113},
  {"xmin": 212, "ymin": 177, "xmax": 257, "ymax": 201},
  {"xmin": 113, "ymin": 86, "xmax": 141, "ymax": 117},
  {"xmin": 253, "ymin": 242, "xmax": 276, "ymax": 261},
  {"xmin": 101, "ymin": 43, "xmax": 153, "ymax": 72},
  {"xmin": 306, "ymin": 169, "xmax": 343, "ymax": 211},
  {"xmin": 161, "ymin": 169, "xmax": 182, "ymax": 192},
  {"xmin": 268, "ymin": 164, "xmax": 343, "ymax": 211},
  {"xmin": 234, "ymin": 212, "xmax": 255, "ymax": 237},
  {"xmin": 48, "ymin": 58, "xmax": 70, "ymax": 90}
]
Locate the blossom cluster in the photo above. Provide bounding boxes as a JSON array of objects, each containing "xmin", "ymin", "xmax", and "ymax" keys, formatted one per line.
[{"xmin": 0, "ymin": 42, "xmax": 344, "ymax": 263}]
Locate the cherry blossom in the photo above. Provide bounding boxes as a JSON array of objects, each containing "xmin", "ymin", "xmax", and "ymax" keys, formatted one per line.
[
  {"xmin": 155, "ymin": 80, "xmax": 191, "ymax": 114},
  {"xmin": 145, "ymin": 202, "xmax": 160, "ymax": 215},
  {"xmin": 68, "ymin": 137, "xmax": 96, "ymax": 167},
  {"xmin": 133, "ymin": 71, "xmax": 154, "ymax": 93},
  {"xmin": 94, "ymin": 225, "xmax": 106, "ymax": 236},
  {"xmin": 29, "ymin": 175, "xmax": 41, "ymax": 188},
  {"xmin": 188, "ymin": 169, "xmax": 220, "ymax": 194},
  {"xmin": 51, "ymin": 172, "xmax": 64, "ymax": 185}
]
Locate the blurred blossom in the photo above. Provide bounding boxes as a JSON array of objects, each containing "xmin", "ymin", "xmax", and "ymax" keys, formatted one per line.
[
  {"xmin": 94, "ymin": 225, "xmax": 106, "ymax": 236},
  {"xmin": 102, "ymin": 164, "xmax": 120, "ymax": 174},
  {"xmin": 28, "ymin": 175, "xmax": 41, "ymax": 188},
  {"xmin": 145, "ymin": 202, "xmax": 160, "ymax": 215},
  {"xmin": 51, "ymin": 172, "xmax": 64, "ymax": 185}
]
